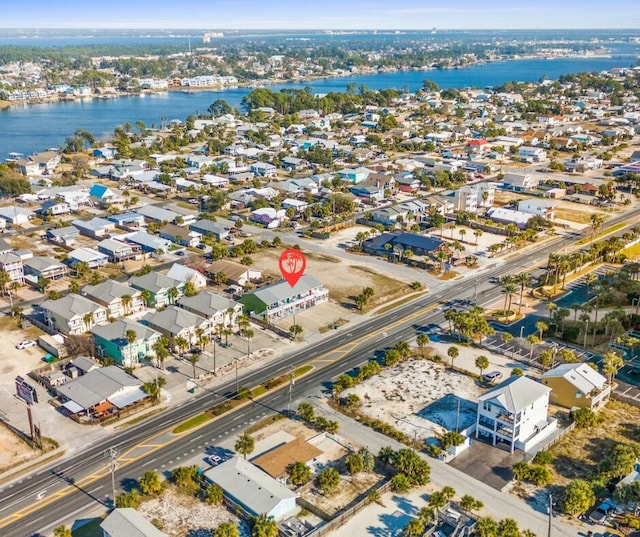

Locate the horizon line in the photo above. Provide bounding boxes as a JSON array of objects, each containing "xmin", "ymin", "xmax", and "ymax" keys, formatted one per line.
[{"xmin": 2, "ymin": 27, "xmax": 640, "ymax": 31}]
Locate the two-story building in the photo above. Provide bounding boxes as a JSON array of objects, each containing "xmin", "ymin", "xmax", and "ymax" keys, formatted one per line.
[
  {"xmin": 128, "ymin": 272, "xmax": 184, "ymax": 308},
  {"xmin": 541, "ymin": 363, "xmax": 611, "ymax": 411},
  {"xmin": 178, "ymin": 291, "xmax": 243, "ymax": 327},
  {"xmin": 517, "ymin": 199, "xmax": 557, "ymax": 221},
  {"xmin": 82, "ymin": 280, "xmax": 145, "ymax": 318},
  {"xmin": 158, "ymin": 223, "xmax": 202, "ymax": 248},
  {"xmin": 475, "ymin": 376, "xmax": 557, "ymax": 453},
  {"xmin": 92, "ymin": 318, "xmax": 161, "ymax": 368},
  {"xmin": 0, "ymin": 252, "xmax": 25, "ymax": 283},
  {"xmin": 143, "ymin": 305, "xmax": 210, "ymax": 349},
  {"xmin": 41, "ymin": 293, "xmax": 108, "ymax": 335},
  {"xmin": 241, "ymin": 274, "xmax": 328, "ymax": 322}
]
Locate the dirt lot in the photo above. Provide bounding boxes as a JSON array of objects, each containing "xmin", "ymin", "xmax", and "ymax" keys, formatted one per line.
[
  {"xmin": 548, "ymin": 399, "xmax": 640, "ymax": 487},
  {"xmin": 255, "ymin": 248, "xmax": 413, "ymax": 314},
  {"xmin": 301, "ymin": 471, "xmax": 384, "ymax": 516},
  {"xmin": 138, "ymin": 486, "xmax": 249, "ymax": 537}
]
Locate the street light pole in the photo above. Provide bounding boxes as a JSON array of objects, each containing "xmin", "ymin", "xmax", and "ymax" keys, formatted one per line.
[
  {"xmin": 235, "ymin": 358, "xmax": 239, "ymax": 396},
  {"xmin": 106, "ymin": 447, "xmax": 119, "ymax": 507},
  {"xmin": 520, "ymin": 325, "xmax": 525, "ymax": 339}
]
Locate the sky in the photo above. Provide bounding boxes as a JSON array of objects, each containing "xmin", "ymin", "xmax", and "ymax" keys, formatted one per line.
[{"xmin": 1, "ymin": 0, "xmax": 640, "ymax": 30}]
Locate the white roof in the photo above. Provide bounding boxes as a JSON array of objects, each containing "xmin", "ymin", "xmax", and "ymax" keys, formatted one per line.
[
  {"xmin": 203, "ymin": 456, "xmax": 296, "ymax": 517},
  {"xmin": 542, "ymin": 363, "xmax": 607, "ymax": 393},
  {"xmin": 478, "ymin": 376, "xmax": 551, "ymax": 413}
]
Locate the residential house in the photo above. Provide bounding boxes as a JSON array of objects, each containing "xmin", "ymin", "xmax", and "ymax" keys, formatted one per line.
[
  {"xmin": 349, "ymin": 185, "xmax": 384, "ymax": 202},
  {"xmin": 204, "ymin": 259, "xmax": 262, "ymax": 287},
  {"xmin": 250, "ymin": 162, "xmax": 277, "ymax": 178},
  {"xmin": 203, "ymin": 457, "xmax": 298, "ymax": 522},
  {"xmin": 189, "ymin": 219, "xmax": 231, "ymax": 241},
  {"xmin": 241, "ymin": 274, "xmax": 329, "ymax": 322},
  {"xmin": 159, "ymin": 223, "xmax": 202, "ymax": 248},
  {"xmin": 453, "ymin": 185, "xmax": 479, "ymax": 214},
  {"xmin": 68, "ymin": 247, "xmax": 109, "ymax": 269},
  {"xmin": 464, "ymin": 138, "xmax": 491, "ymax": 156},
  {"xmin": 486, "ymin": 207, "xmax": 533, "ymax": 229},
  {"xmin": 502, "ymin": 172, "xmax": 539, "ymax": 192},
  {"xmin": 92, "ymin": 318, "xmax": 161, "ymax": 368},
  {"xmin": 15, "ymin": 150, "xmax": 60, "ymax": 176},
  {"xmin": 541, "ymin": 363, "xmax": 611, "ymax": 411},
  {"xmin": 89, "ymin": 184, "xmax": 124, "ymax": 207},
  {"xmin": 475, "ymin": 376, "xmax": 557, "ymax": 453},
  {"xmin": 166, "ymin": 264, "xmax": 207, "ymax": 290},
  {"xmin": 125, "ymin": 231, "xmax": 171, "ymax": 254},
  {"xmin": 108, "ymin": 212, "xmax": 146, "ymax": 228},
  {"xmin": 250, "ymin": 207, "xmax": 286, "ymax": 229},
  {"xmin": 252, "ymin": 437, "xmax": 322, "ymax": 481},
  {"xmin": 39, "ymin": 200, "xmax": 71, "ymax": 216},
  {"xmin": 282, "ymin": 156, "xmax": 309, "ymax": 172},
  {"xmin": 396, "ymin": 173, "xmax": 422, "ymax": 193},
  {"xmin": 97, "ymin": 238, "xmax": 141, "ymax": 263},
  {"xmin": 143, "ymin": 305, "xmax": 210, "ymax": 348},
  {"xmin": 100, "ymin": 508, "xmax": 168, "ymax": 537},
  {"xmin": 46, "ymin": 226, "xmax": 80, "ymax": 246},
  {"xmin": 518, "ymin": 146, "xmax": 547, "ymax": 162},
  {"xmin": 23, "ymin": 256, "xmax": 67, "ymax": 281},
  {"xmin": 517, "ymin": 199, "xmax": 557, "ymax": 220},
  {"xmin": 72, "ymin": 217, "xmax": 116, "ymax": 239},
  {"xmin": 41, "ymin": 293, "xmax": 108, "ymax": 335},
  {"xmin": 0, "ymin": 206, "xmax": 34, "ymax": 225},
  {"xmin": 337, "ymin": 166, "xmax": 373, "ymax": 184},
  {"xmin": 281, "ymin": 198, "xmax": 309, "ymax": 213},
  {"xmin": 135, "ymin": 205, "xmax": 181, "ymax": 224},
  {"xmin": 178, "ymin": 291, "xmax": 242, "ymax": 327},
  {"xmin": 128, "ymin": 272, "xmax": 183, "ymax": 308},
  {"xmin": 0, "ymin": 252, "xmax": 25, "ymax": 283},
  {"xmin": 82, "ymin": 280, "xmax": 145, "ymax": 318}
]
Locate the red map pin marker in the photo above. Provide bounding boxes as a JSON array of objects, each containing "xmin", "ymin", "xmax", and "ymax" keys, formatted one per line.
[{"xmin": 279, "ymin": 248, "xmax": 306, "ymax": 288}]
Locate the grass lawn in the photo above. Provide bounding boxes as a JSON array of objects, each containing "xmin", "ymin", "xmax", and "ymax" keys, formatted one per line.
[
  {"xmin": 622, "ymin": 242, "xmax": 640, "ymax": 260},
  {"xmin": 548, "ymin": 400, "xmax": 640, "ymax": 487}
]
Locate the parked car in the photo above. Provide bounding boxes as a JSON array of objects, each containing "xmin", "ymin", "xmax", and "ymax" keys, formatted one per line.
[
  {"xmin": 205, "ymin": 454, "xmax": 223, "ymax": 466},
  {"xmin": 482, "ymin": 371, "xmax": 503, "ymax": 383},
  {"xmin": 16, "ymin": 340, "xmax": 37, "ymax": 350}
]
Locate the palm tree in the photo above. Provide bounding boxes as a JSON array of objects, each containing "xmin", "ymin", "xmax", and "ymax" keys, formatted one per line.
[
  {"xmin": 243, "ymin": 328, "xmax": 254, "ymax": 356},
  {"xmin": 447, "ymin": 346, "xmax": 459, "ymax": 368},
  {"xmin": 473, "ymin": 229, "xmax": 483, "ymax": 252},
  {"xmin": 416, "ymin": 334, "xmax": 430, "ymax": 357},
  {"xmin": 121, "ymin": 294, "xmax": 133, "ymax": 316},
  {"xmin": 501, "ymin": 331, "xmax": 514, "ymax": 357},
  {"xmin": 535, "ymin": 320, "xmax": 549, "ymax": 340},
  {"xmin": 500, "ymin": 276, "xmax": 517, "ymax": 317},
  {"xmin": 83, "ymin": 312, "xmax": 94, "ymax": 331},
  {"xmin": 538, "ymin": 349, "xmax": 554, "ymax": 372},
  {"xmin": 153, "ymin": 336, "xmax": 170, "ymax": 369},
  {"xmin": 125, "ymin": 329, "xmax": 137, "ymax": 364},
  {"xmin": 475, "ymin": 355, "xmax": 489, "ymax": 376},
  {"xmin": 514, "ymin": 273, "xmax": 532, "ymax": 315},
  {"xmin": 527, "ymin": 334, "xmax": 540, "ymax": 361},
  {"xmin": 141, "ymin": 289, "xmax": 152, "ymax": 307},
  {"xmin": 459, "ymin": 228, "xmax": 467, "ymax": 243},
  {"xmin": 235, "ymin": 431, "xmax": 255, "ymax": 459},
  {"xmin": 174, "ymin": 336, "xmax": 189, "ymax": 355},
  {"xmin": 189, "ymin": 353, "xmax": 199, "ymax": 379},
  {"xmin": 251, "ymin": 514, "xmax": 277, "ymax": 537},
  {"xmin": 603, "ymin": 352, "xmax": 624, "ymax": 383},
  {"xmin": 168, "ymin": 287, "xmax": 179, "ymax": 305}
]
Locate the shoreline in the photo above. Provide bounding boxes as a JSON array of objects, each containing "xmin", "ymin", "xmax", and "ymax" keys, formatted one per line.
[{"xmin": 3, "ymin": 52, "xmax": 635, "ymax": 111}]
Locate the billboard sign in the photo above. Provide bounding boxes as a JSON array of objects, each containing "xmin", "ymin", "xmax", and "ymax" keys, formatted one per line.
[{"xmin": 15, "ymin": 376, "xmax": 38, "ymax": 405}]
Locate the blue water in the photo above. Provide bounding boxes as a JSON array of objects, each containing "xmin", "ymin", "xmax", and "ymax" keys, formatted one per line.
[{"xmin": 0, "ymin": 56, "xmax": 637, "ymax": 160}]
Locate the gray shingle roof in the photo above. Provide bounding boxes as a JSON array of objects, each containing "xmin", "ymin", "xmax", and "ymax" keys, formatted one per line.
[
  {"xmin": 129, "ymin": 272, "xmax": 181, "ymax": 294},
  {"xmin": 56, "ymin": 366, "xmax": 142, "ymax": 409},
  {"xmin": 144, "ymin": 305, "xmax": 205, "ymax": 334},
  {"xmin": 247, "ymin": 274, "xmax": 323, "ymax": 307},
  {"xmin": 478, "ymin": 376, "xmax": 551, "ymax": 413},
  {"xmin": 91, "ymin": 318, "xmax": 160, "ymax": 344},
  {"xmin": 178, "ymin": 292, "xmax": 239, "ymax": 318},
  {"xmin": 83, "ymin": 280, "xmax": 138, "ymax": 304},
  {"xmin": 41, "ymin": 293, "xmax": 105, "ymax": 319}
]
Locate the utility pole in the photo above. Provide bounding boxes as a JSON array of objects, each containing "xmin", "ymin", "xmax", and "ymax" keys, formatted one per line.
[
  {"xmin": 547, "ymin": 493, "xmax": 552, "ymax": 537},
  {"xmin": 235, "ymin": 358, "xmax": 239, "ymax": 397},
  {"xmin": 106, "ymin": 447, "xmax": 119, "ymax": 508}
]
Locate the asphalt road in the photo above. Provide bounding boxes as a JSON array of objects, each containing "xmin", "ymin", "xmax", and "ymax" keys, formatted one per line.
[{"xmin": 2, "ymin": 207, "xmax": 640, "ymax": 536}]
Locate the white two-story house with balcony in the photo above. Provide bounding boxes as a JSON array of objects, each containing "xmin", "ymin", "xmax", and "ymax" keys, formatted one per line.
[
  {"xmin": 41, "ymin": 293, "xmax": 108, "ymax": 335},
  {"xmin": 475, "ymin": 376, "xmax": 557, "ymax": 453}
]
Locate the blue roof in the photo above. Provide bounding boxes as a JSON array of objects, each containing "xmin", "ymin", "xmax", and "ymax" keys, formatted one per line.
[{"xmin": 89, "ymin": 184, "xmax": 110, "ymax": 198}]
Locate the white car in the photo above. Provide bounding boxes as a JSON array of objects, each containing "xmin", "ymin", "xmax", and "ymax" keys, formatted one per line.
[
  {"xmin": 482, "ymin": 371, "xmax": 503, "ymax": 383},
  {"xmin": 16, "ymin": 340, "xmax": 36, "ymax": 350},
  {"xmin": 205, "ymin": 454, "xmax": 223, "ymax": 466}
]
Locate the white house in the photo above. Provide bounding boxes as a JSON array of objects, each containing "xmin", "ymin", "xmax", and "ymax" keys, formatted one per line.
[
  {"xmin": 518, "ymin": 146, "xmax": 547, "ymax": 162},
  {"xmin": 502, "ymin": 172, "xmax": 539, "ymax": 192},
  {"xmin": 203, "ymin": 457, "xmax": 297, "ymax": 521},
  {"xmin": 475, "ymin": 376, "xmax": 557, "ymax": 453},
  {"xmin": 517, "ymin": 199, "xmax": 557, "ymax": 220}
]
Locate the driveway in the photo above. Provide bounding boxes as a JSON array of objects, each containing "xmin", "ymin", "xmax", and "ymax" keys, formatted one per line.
[{"xmin": 449, "ymin": 436, "xmax": 523, "ymax": 490}]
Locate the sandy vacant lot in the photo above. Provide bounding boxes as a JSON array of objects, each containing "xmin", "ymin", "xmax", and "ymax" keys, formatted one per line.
[
  {"xmin": 138, "ymin": 486, "xmax": 249, "ymax": 537},
  {"xmin": 343, "ymin": 357, "xmax": 485, "ymax": 444}
]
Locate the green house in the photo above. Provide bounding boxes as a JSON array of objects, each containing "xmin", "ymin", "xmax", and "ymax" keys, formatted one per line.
[{"xmin": 92, "ymin": 318, "xmax": 161, "ymax": 368}]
